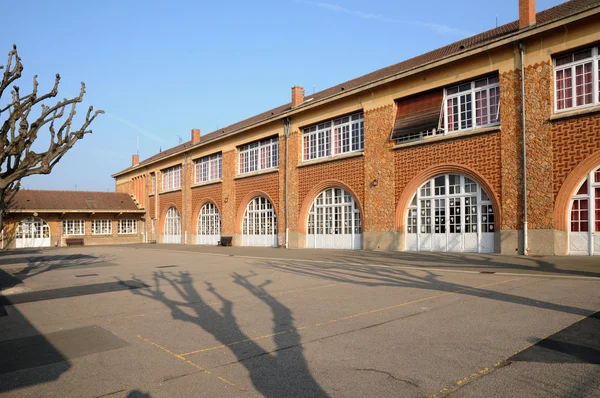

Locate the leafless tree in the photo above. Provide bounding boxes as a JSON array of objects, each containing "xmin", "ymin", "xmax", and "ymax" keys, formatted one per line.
[{"xmin": 0, "ymin": 45, "xmax": 103, "ymax": 228}]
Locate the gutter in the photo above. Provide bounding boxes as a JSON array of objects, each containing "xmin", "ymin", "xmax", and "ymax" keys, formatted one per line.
[
  {"xmin": 111, "ymin": 6, "xmax": 600, "ymax": 178},
  {"xmin": 283, "ymin": 117, "xmax": 291, "ymax": 248},
  {"xmin": 519, "ymin": 41, "xmax": 529, "ymax": 256}
]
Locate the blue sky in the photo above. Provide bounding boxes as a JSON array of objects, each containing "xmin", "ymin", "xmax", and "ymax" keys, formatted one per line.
[{"xmin": 1, "ymin": 0, "xmax": 565, "ymax": 191}]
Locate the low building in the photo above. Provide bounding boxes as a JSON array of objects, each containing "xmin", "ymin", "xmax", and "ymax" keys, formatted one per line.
[
  {"xmin": 2, "ymin": 190, "xmax": 145, "ymax": 249},
  {"xmin": 104, "ymin": 0, "xmax": 598, "ymax": 255}
]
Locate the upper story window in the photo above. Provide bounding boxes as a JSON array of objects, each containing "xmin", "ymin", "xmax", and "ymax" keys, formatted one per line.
[
  {"xmin": 444, "ymin": 75, "xmax": 500, "ymax": 133},
  {"xmin": 554, "ymin": 46, "xmax": 600, "ymax": 112},
  {"xmin": 302, "ymin": 112, "xmax": 364, "ymax": 162},
  {"xmin": 150, "ymin": 173, "xmax": 156, "ymax": 195},
  {"xmin": 161, "ymin": 165, "xmax": 182, "ymax": 192},
  {"xmin": 195, "ymin": 153, "xmax": 222, "ymax": 184},
  {"xmin": 239, "ymin": 137, "xmax": 279, "ymax": 175}
]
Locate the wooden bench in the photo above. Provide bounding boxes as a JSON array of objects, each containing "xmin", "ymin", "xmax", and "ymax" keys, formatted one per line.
[
  {"xmin": 65, "ymin": 238, "xmax": 85, "ymax": 246},
  {"xmin": 218, "ymin": 236, "xmax": 233, "ymax": 246}
]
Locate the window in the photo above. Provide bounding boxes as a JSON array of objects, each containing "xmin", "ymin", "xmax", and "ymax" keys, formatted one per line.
[
  {"xmin": 554, "ymin": 46, "xmax": 600, "ymax": 112},
  {"xmin": 444, "ymin": 76, "xmax": 500, "ymax": 133},
  {"xmin": 63, "ymin": 220, "xmax": 85, "ymax": 235},
  {"xmin": 302, "ymin": 112, "xmax": 364, "ymax": 161},
  {"xmin": 150, "ymin": 173, "xmax": 156, "ymax": 194},
  {"xmin": 92, "ymin": 220, "xmax": 112, "ymax": 235},
  {"xmin": 118, "ymin": 219, "xmax": 137, "ymax": 234},
  {"xmin": 194, "ymin": 153, "xmax": 222, "ymax": 184},
  {"xmin": 161, "ymin": 165, "xmax": 182, "ymax": 191},
  {"xmin": 238, "ymin": 137, "xmax": 279, "ymax": 174}
]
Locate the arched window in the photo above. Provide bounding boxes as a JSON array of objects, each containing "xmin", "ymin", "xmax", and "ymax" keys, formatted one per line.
[
  {"xmin": 16, "ymin": 217, "xmax": 51, "ymax": 248},
  {"xmin": 242, "ymin": 197, "xmax": 277, "ymax": 247},
  {"xmin": 406, "ymin": 174, "xmax": 494, "ymax": 253},
  {"xmin": 164, "ymin": 207, "xmax": 182, "ymax": 244},
  {"xmin": 197, "ymin": 202, "xmax": 221, "ymax": 245},
  {"xmin": 569, "ymin": 167, "xmax": 600, "ymax": 255},
  {"xmin": 307, "ymin": 188, "xmax": 361, "ymax": 249}
]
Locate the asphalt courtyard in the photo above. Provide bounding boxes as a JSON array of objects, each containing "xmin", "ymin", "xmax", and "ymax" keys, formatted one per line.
[{"xmin": 1, "ymin": 244, "xmax": 599, "ymax": 398}]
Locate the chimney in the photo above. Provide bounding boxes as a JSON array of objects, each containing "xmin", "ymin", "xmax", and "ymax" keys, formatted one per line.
[
  {"xmin": 519, "ymin": 0, "xmax": 536, "ymax": 28},
  {"xmin": 192, "ymin": 128, "xmax": 201, "ymax": 144},
  {"xmin": 291, "ymin": 86, "xmax": 304, "ymax": 107},
  {"xmin": 132, "ymin": 154, "xmax": 139, "ymax": 167}
]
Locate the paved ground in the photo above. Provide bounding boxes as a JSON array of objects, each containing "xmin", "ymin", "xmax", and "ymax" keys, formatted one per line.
[{"xmin": 0, "ymin": 244, "xmax": 599, "ymax": 397}]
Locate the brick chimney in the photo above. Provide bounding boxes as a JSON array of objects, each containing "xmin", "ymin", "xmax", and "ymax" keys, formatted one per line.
[
  {"xmin": 519, "ymin": 0, "xmax": 536, "ymax": 28},
  {"xmin": 292, "ymin": 86, "xmax": 304, "ymax": 107},
  {"xmin": 132, "ymin": 154, "xmax": 139, "ymax": 167},
  {"xmin": 192, "ymin": 128, "xmax": 201, "ymax": 144}
]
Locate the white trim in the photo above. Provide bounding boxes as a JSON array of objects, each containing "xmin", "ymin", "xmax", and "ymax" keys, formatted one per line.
[
  {"xmin": 302, "ymin": 112, "xmax": 364, "ymax": 162},
  {"xmin": 554, "ymin": 45, "xmax": 600, "ymax": 114},
  {"xmin": 238, "ymin": 137, "xmax": 279, "ymax": 175},
  {"xmin": 118, "ymin": 219, "xmax": 138, "ymax": 235},
  {"xmin": 194, "ymin": 153, "xmax": 222, "ymax": 184},
  {"xmin": 62, "ymin": 219, "xmax": 85, "ymax": 236},
  {"xmin": 161, "ymin": 165, "xmax": 182, "ymax": 192},
  {"xmin": 92, "ymin": 219, "xmax": 112, "ymax": 235}
]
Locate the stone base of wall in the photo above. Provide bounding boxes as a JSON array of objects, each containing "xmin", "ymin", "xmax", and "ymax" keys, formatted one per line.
[
  {"xmin": 288, "ymin": 231, "xmax": 304, "ymax": 249},
  {"xmin": 500, "ymin": 229, "xmax": 523, "ymax": 255},
  {"xmin": 528, "ymin": 229, "xmax": 568, "ymax": 256},
  {"xmin": 363, "ymin": 232, "xmax": 400, "ymax": 251}
]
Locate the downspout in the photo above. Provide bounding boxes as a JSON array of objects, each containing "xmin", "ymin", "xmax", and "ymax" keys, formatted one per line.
[
  {"xmin": 283, "ymin": 117, "xmax": 291, "ymax": 248},
  {"xmin": 183, "ymin": 153, "xmax": 188, "ymax": 245},
  {"xmin": 144, "ymin": 166, "xmax": 148, "ymax": 243},
  {"xmin": 519, "ymin": 41, "xmax": 529, "ymax": 255}
]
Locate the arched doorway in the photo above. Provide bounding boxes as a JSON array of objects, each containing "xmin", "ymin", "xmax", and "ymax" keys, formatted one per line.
[
  {"xmin": 197, "ymin": 202, "xmax": 221, "ymax": 245},
  {"xmin": 569, "ymin": 167, "xmax": 600, "ymax": 255},
  {"xmin": 164, "ymin": 207, "xmax": 182, "ymax": 244},
  {"xmin": 242, "ymin": 196, "xmax": 277, "ymax": 247},
  {"xmin": 306, "ymin": 187, "xmax": 361, "ymax": 249},
  {"xmin": 405, "ymin": 173, "xmax": 495, "ymax": 253},
  {"xmin": 16, "ymin": 217, "xmax": 51, "ymax": 248}
]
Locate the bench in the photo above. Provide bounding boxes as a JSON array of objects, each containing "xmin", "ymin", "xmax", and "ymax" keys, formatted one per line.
[
  {"xmin": 218, "ymin": 236, "xmax": 233, "ymax": 246},
  {"xmin": 65, "ymin": 238, "xmax": 85, "ymax": 246}
]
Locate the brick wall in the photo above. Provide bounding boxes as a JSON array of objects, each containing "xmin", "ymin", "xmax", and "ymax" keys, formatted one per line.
[
  {"xmin": 394, "ymin": 133, "xmax": 502, "ymax": 207},
  {"xmin": 235, "ymin": 172, "xmax": 281, "ymax": 232},
  {"xmin": 190, "ymin": 183, "xmax": 223, "ymax": 233},
  {"xmin": 158, "ymin": 190, "xmax": 183, "ymax": 231},
  {"xmin": 149, "ymin": 196, "xmax": 156, "ymax": 218}
]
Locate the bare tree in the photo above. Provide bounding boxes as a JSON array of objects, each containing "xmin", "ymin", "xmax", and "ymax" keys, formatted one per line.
[{"xmin": 0, "ymin": 45, "xmax": 103, "ymax": 228}]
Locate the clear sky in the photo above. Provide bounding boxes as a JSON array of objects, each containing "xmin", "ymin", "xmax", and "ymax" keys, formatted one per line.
[{"xmin": 1, "ymin": 0, "xmax": 565, "ymax": 192}]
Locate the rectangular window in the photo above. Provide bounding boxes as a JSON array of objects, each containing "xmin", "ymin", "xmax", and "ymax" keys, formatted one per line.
[
  {"xmin": 238, "ymin": 137, "xmax": 279, "ymax": 174},
  {"xmin": 118, "ymin": 219, "xmax": 138, "ymax": 234},
  {"xmin": 92, "ymin": 220, "xmax": 112, "ymax": 235},
  {"xmin": 554, "ymin": 46, "xmax": 600, "ymax": 112},
  {"xmin": 444, "ymin": 76, "xmax": 500, "ymax": 133},
  {"xmin": 150, "ymin": 173, "xmax": 156, "ymax": 194},
  {"xmin": 161, "ymin": 165, "xmax": 182, "ymax": 192},
  {"xmin": 63, "ymin": 220, "xmax": 85, "ymax": 235},
  {"xmin": 194, "ymin": 153, "xmax": 222, "ymax": 184},
  {"xmin": 302, "ymin": 112, "xmax": 364, "ymax": 161}
]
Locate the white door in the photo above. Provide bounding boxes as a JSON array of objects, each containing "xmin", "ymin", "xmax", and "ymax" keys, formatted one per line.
[
  {"xmin": 569, "ymin": 168, "xmax": 600, "ymax": 255},
  {"xmin": 164, "ymin": 207, "xmax": 182, "ymax": 244},
  {"xmin": 242, "ymin": 197, "xmax": 277, "ymax": 247},
  {"xmin": 307, "ymin": 188, "xmax": 362, "ymax": 250},
  {"xmin": 16, "ymin": 217, "xmax": 51, "ymax": 248},
  {"xmin": 405, "ymin": 174, "xmax": 495, "ymax": 253},
  {"xmin": 197, "ymin": 203, "xmax": 221, "ymax": 245}
]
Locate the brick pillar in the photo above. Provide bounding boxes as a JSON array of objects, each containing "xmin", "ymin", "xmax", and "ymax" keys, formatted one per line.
[
  {"xmin": 363, "ymin": 105, "xmax": 397, "ymax": 251},
  {"xmin": 221, "ymin": 150, "xmax": 237, "ymax": 241}
]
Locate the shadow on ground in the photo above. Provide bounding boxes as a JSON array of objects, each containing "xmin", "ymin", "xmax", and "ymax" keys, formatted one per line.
[{"xmin": 128, "ymin": 270, "xmax": 330, "ymax": 397}]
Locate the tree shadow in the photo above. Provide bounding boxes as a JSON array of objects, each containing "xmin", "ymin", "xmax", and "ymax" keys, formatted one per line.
[
  {"xmin": 128, "ymin": 270, "xmax": 329, "ymax": 397},
  {"xmin": 251, "ymin": 259, "xmax": 592, "ymax": 317}
]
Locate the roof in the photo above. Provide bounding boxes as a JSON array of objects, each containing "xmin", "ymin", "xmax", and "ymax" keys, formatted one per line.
[
  {"xmin": 113, "ymin": 0, "xmax": 600, "ymax": 177},
  {"xmin": 6, "ymin": 190, "xmax": 144, "ymax": 213}
]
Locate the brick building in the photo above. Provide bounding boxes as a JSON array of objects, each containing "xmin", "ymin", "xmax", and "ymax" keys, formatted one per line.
[
  {"xmin": 113, "ymin": 0, "xmax": 600, "ymax": 255},
  {"xmin": 2, "ymin": 191, "xmax": 145, "ymax": 249}
]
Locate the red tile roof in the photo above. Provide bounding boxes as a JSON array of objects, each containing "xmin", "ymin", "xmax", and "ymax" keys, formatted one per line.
[
  {"xmin": 113, "ymin": 0, "xmax": 600, "ymax": 177},
  {"xmin": 7, "ymin": 190, "xmax": 143, "ymax": 212}
]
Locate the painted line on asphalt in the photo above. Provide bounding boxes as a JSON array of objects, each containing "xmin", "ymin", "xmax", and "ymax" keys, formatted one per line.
[
  {"xmin": 178, "ymin": 277, "xmax": 522, "ymax": 357},
  {"xmin": 428, "ymin": 308, "xmax": 600, "ymax": 397},
  {"xmin": 113, "ymin": 322, "xmax": 249, "ymax": 393},
  {"xmin": 137, "ymin": 247, "xmax": 600, "ymax": 281}
]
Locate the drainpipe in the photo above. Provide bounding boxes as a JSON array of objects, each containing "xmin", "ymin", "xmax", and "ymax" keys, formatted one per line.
[
  {"xmin": 183, "ymin": 153, "xmax": 188, "ymax": 245},
  {"xmin": 283, "ymin": 117, "xmax": 291, "ymax": 248},
  {"xmin": 144, "ymin": 166, "xmax": 148, "ymax": 243},
  {"xmin": 519, "ymin": 41, "xmax": 529, "ymax": 255}
]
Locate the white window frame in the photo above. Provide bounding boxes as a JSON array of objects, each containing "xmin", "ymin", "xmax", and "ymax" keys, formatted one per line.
[
  {"xmin": 161, "ymin": 165, "xmax": 182, "ymax": 192},
  {"xmin": 238, "ymin": 137, "xmax": 279, "ymax": 175},
  {"xmin": 150, "ymin": 173, "xmax": 156, "ymax": 195},
  {"xmin": 118, "ymin": 219, "xmax": 138, "ymax": 234},
  {"xmin": 92, "ymin": 220, "xmax": 112, "ymax": 235},
  {"xmin": 554, "ymin": 46, "xmax": 600, "ymax": 113},
  {"xmin": 302, "ymin": 112, "xmax": 364, "ymax": 162},
  {"xmin": 194, "ymin": 153, "xmax": 222, "ymax": 184},
  {"xmin": 63, "ymin": 219, "xmax": 85, "ymax": 236},
  {"xmin": 443, "ymin": 75, "xmax": 500, "ymax": 134}
]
